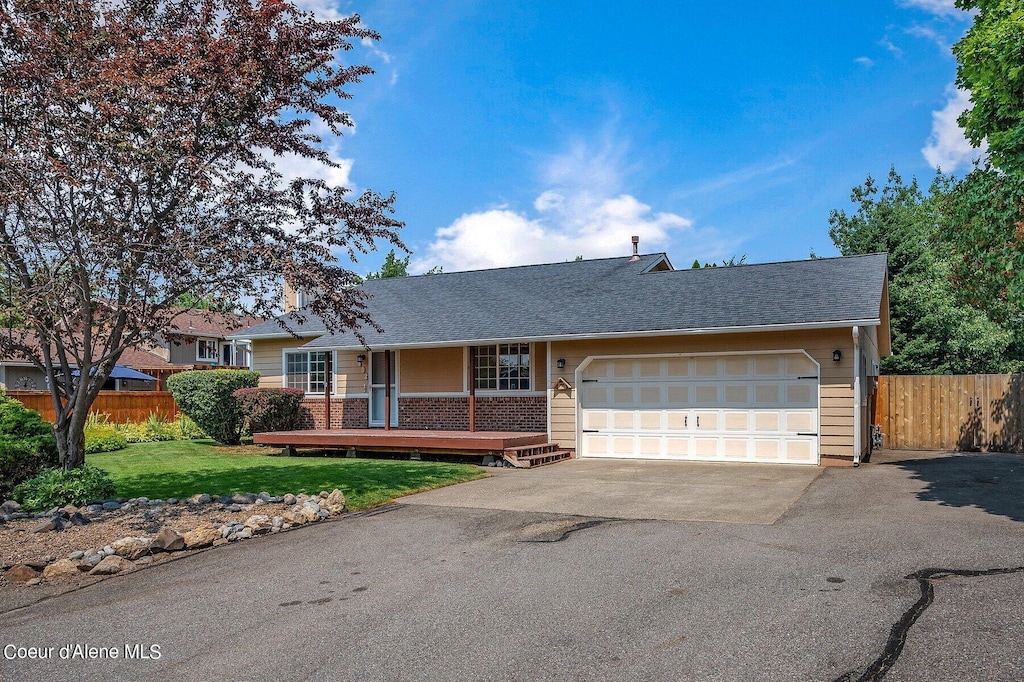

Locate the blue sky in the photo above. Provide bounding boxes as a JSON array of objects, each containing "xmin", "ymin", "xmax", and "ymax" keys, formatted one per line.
[{"xmin": 291, "ymin": 0, "xmax": 984, "ymax": 274}]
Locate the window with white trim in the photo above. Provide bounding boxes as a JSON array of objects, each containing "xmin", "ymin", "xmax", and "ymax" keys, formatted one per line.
[
  {"xmin": 196, "ymin": 339, "xmax": 218, "ymax": 362},
  {"xmin": 285, "ymin": 351, "xmax": 333, "ymax": 393},
  {"xmin": 474, "ymin": 343, "xmax": 530, "ymax": 390}
]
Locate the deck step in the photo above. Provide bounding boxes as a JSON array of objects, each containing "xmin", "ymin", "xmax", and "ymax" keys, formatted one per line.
[{"xmin": 502, "ymin": 446, "xmax": 573, "ymax": 469}]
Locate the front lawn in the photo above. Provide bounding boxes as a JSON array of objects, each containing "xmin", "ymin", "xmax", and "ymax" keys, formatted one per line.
[{"xmin": 90, "ymin": 440, "xmax": 486, "ymax": 511}]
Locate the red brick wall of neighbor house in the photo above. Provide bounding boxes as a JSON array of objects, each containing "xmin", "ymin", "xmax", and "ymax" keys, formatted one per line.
[
  {"xmin": 397, "ymin": 396, "xmax": 547, "ymax": 432},
  {"xmin": 299, "ymin": 398, "xmax": 369, "ymax": 429}
]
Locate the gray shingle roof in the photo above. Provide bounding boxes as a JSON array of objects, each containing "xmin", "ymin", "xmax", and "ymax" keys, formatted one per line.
[{"xmin": 237, "ymin": 253, "xmax": 888, "ymax": 349}]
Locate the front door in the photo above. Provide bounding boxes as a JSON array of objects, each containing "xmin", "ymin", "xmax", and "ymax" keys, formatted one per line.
[{"xmin": 369, "ymin": 351, "xmax": 398, "ymax": 427}]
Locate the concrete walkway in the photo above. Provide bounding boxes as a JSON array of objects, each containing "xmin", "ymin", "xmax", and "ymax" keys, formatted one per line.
[{"xmin": 401, "ymin": 457, "xmax": 822, "ymax": 524}]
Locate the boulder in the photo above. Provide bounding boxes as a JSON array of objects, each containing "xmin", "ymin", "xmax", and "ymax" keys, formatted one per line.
[
  {"xmin": 68, "ymin": 551, "xmax": 85, "ymax": 560},
  {"xmin": 43, "ymin": 559, "xmax": 81, "ymax": 579},
  {"xmin": 167, "ymin": 498, "xmax": 179, "ymax": 505},
  {"xmin": 101, "ymin": 501, "xmax": 121, "ymax": 511},
  {"xmin": 112, "ymin": 537, "xmax": 153, "ymax": 560},
  {"xmin": 280, "ymin": 509, "xmax": 306, "ymax": 526},
  {"xmin": 324, "ymin": 489, "xmax": 347, "ymax": 514},
  {"xmin": 81, "ymin": 554, "xmax": 103, "ymax": 568},
  {"xmin": 183, "ymin": 527, "xmax": 221, "ymax": 549},
  {"xmin": 298, "ymin": 506, "xmax": 319, "ymax": 523},
  {"xmin": 154, "ymin": 528, "xmax": 185, "ymax": 552},
  {"xmin": 0, "ymin": 500, "xmax": 21, "ymax": 515},
  {"xmin": 229, "ymin": 528, "xmax": 253, "ymax": 541},
  {"xmin": 30, "ymin": 517, "xmax": 63, "ymax": 533},
  {"xmin": 5, "ymin": 565, "xmax": 40, "ymax": 584},
  {"xmin": 189, "ymin": 493, "xmax": 212, "ymax": 505},
  {"xmin": 231, "ymin": 493, "xmax": 257, "ymax": 504},
  {"xmin": 68, "ymin": 512, "xmax": 91, "ymax": 526},
  {"xmin": 225, "ymin": 504, "xmax": 242, "ymax": 513},
  {"xmin": 282, "ymin": 493, "xmax": 297, "ymax": 506},
  {"xmin": 89, "ymin": 555, "xmax": 134, "ymax": 576},
  {"xmin": 244, "ymin": 515, "xmax": 273, "ymax": 534}
]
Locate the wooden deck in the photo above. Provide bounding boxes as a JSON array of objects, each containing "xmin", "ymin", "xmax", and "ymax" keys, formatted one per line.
[{"xmin": 253, "ymin": 429, "xmax": 549, "ymax": 455}]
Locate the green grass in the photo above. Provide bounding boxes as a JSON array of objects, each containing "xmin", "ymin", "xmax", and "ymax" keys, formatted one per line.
[{"xmin": 89, "ymin": 440, "xmax": 486, "ymax": 511}]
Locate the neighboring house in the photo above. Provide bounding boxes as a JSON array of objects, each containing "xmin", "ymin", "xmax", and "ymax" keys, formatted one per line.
[
  {"xmin": 231, "ymin": 251, "xmax": 891, "ymax": 467},
  {"xmin": 0, "ymin": 309, "xmax": 261, "ymax": 392}
]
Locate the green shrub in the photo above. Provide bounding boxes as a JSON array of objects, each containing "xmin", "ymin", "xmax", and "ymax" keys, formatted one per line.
[
  {"xmin": 13, "ymin": 465, "xmax": 116, "ymax": 511},
  {"xmin": 84, "ymin": 424, "xmax": 128, "ymax": 453},
  {"xmin": 0, "ymin": 392, "xmax": 58, "ymax": 499},
  {"xmin": 167, "ymin": 370, "xmax": 259, "ymax": 444},
  {"xmin": 233, "ymin": 387, "xmax": 305, "ymax": 433},
  {"xmin": 172, "ymin": 414, "xmax": 207, "ymax": 440}
]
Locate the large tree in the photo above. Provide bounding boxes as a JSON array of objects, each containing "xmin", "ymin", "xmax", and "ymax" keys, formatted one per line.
[
  {"xmin": 829, "ymin": 168, "xmax": 1022, "ymax": 374},
  {"xmin": 0, "ymin": 0, "xmax": 403, "ymax": 468},
  {"xmin": 953, "ymin": 0, "xmax": 1024, "ymax": 174}
]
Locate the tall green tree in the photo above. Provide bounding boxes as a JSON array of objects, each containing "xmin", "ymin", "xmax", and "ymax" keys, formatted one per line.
[
  {"xmin": 829, "ymin": 169, "xmax": 1021, "ymax": 374},
  {"xmin": 953, "ymin": 0, "xmax": 1024, "ymax": 173},
  {"xmin": 365, "ymin": 249, "xmax": 410, "ymax": 279}
]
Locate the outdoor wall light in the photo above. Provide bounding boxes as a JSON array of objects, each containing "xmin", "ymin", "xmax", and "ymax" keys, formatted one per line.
[
  {"xmin": 356, "ymin": 354, "xmax": 366, "ymax": 365},
  {"xmin": 832, "ymin": 350, "xmax": 842, "ymax": 362},
  {"xmin": 556, "ymin": 358, "xmax": 566, "ymax": 369}
]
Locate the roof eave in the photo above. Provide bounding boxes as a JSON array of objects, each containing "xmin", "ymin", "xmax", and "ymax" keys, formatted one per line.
[{"xmin": 298, "ymin": 318, "xmax": 883, "ymax": 351}]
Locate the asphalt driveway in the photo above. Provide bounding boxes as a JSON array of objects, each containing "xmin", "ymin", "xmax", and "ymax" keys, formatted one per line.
[
  {"xmin": 402, "ymin": 458, "xmax": 822, "ymax": 524},
  {"xmin": 1, "ymin": 450, "xmax": 1023, "ymax": 681}
]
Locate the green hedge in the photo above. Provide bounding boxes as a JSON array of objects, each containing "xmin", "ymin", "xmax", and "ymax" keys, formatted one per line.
[
  {"xmin": 167, "ymin": 370, "xmax": 260, "ymax": 445},
  {"xmin": 0, "ymin": 391, "xmax": 58, "ymax": 499}
]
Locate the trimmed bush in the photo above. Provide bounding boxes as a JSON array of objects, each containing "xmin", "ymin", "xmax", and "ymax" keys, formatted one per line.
[
  {"xmin": 0, "ymin": 391, "xmax": 58, "ymax": 499},
  {"xmin": 13, "ymin": 465, "xmax": 116, "ymax": 511},
  {"xmin": 167, "ymin": 370, "xmax": 260, "ymax": 444},
  {"xmin": 233, "ymin": 387, "xmax": 306, "ymax": 434}
]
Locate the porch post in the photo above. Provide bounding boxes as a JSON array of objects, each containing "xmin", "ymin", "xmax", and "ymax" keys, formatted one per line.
[
  {"xmin": 468, "ymin": 345, "xmax": 476, "ymax": 432},
  {"xmin": 323, "ymin": 351, "xmax": 332, "ymax": 430},
  {"xmin": 383, "ymin": 349, "xmax": 392, "ymax": 432}
]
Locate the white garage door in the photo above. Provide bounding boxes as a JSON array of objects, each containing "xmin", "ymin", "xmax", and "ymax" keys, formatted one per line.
[{"xmin": 579, "ymin": 352, "xmax": 819, "ymax": 465}]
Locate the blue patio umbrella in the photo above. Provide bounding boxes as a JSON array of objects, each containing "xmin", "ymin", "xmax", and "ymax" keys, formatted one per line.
[{"xmin": 70, "ymin": 365, "xmax": 158, "ymax": 382}]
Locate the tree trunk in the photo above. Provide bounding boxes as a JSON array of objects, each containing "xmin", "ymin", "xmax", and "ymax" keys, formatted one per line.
[{"xmin": 54, "ymin": 419, "xmax": 87, "ymax": 470}]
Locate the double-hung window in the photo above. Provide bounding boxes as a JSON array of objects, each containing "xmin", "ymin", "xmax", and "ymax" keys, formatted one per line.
[
  {"xmin": 285, "ymin": 351, "xmax": 333, "ymax": 393},
  {"xmin": 196, "ymin": 339, "xmax": 218, "ymax": 363},
  {"xmin": 474, "ymin": 343, "xmax": 530, "ymax": 390}
]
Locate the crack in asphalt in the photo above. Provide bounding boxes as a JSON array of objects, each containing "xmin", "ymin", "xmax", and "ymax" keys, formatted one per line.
[
  {"xmin": 835, "ymin": 565, "xmax": 1024, "ymax": 682},
  {"xmin": 516, "ymin": 518, "xmax": 613, "ymax": 543}
]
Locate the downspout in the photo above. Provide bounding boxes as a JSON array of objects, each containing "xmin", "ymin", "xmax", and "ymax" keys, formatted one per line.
[{"xmin": 852, "ymin": 326, "xmax": 862, "ymax": 467}]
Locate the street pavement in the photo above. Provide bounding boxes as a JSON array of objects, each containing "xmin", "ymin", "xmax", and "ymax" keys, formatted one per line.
[{"xmin": 1, "ymin": 450, "xmax": 1022, "ymax": 681}]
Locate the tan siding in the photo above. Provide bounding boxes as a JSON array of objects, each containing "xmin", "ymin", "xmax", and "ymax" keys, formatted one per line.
[
  {"xmin": 549, "ymin": 328, "xmax": 858, "ymax": 457},
  {"xmin": 400, "ymin": 347, "xmax": 464, "ymax": 393},
  {"xmin": 250, "ymin": 337, "xmax": 365, "ymax": 396}
]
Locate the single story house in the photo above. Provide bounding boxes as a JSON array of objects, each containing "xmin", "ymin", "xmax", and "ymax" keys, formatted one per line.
[{"xmin": 231, "ymin": 250, "xmax": 890, "ymax": 466}]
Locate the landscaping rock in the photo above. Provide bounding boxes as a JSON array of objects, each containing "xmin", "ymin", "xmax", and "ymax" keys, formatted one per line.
[
  {"xmin": 189, "ymin": 493, "xmax": 212, "ymax": 505},
  {"xmin": 86, "ymin": 504, "xmax": 104, "ymax": 512},
  {"xmin": 102, "ymin": 501, "xmax": 121, "ymax": 511},
  {"xmin": 31, "ymin": 517, "xmax": 63, "ymax": 533},
  {"xmin": 112, "ymin": 537, "xmax": 153, "ymax": 560},
  {"xmin": 324, "ymin": 489, "xmax": 346, "ymax": 514},
  {"xmin": 212, "ymin": 538, "xmax": 229, "ymax": 547},
  {"xmin": 102, "ymin": 545, "xmax": 115, "ymax": 556},
  {"xmin": 257, "ymin": 491, "xmax": 271, "ymax": 501},
  {"xmin": 82, "ymin": 554, "xmax": 103, "ymax": 568},
  {"xmin": 229, "ymin": 528, "xmax": 253, "ymax": 541},
  {"xmin": 68, "ymin": 512, "xmax": 91, "ymax": 526},
  {"xmin": 182, "ymin": 527, "xmax": 220, "ymax": 549},
  {"xmin": 231, "ymin": 493, "xmax": 257, "ymax": 504},
  {"xmin": 155, "ymin": 528, "xmax": 185, "ymax": 552},
  {"xmin": 280, "ymin": 509, "xmax": 305, "ymax": 526},
  {"xmin": 68, "ymin": 551, "xmax": 85, "ymax": 560},
  {"xmin": 5, "ymin": 564, "xmax": 40, "ymax": 584},
  {"xmin": 167, "ymin": 498, "xmax": 179, "ymax": 505},
  {"xmin": 244, "ymin": 515, "xmax": 272, "ymax": 533},
  {"xmin": 43, "ymin": 559, "xmax": 81, "ymax": 580},
  {"xmin": 226, "ymin": 503, "xmax": 242, "ymax": 513},
  {"xmin": 282, "ymin": 493, "xmax": 296, "ymax": 505},
  {"xmin": 0, "ymin": 500, "xmax": 21, "ymax": 515},
  {"xmin": 319, "ymin": 490, "xmax": 330, "ymax": 499},
  {"xmin": 253, "ymin": 499, "xmax": 267, "ymax": 507},
  {"xmin": 134, "ymin": 556, "xmax": 153, "ymax": 566},
  {"xmin": 89, "ymin": 555, "xmax": 133, "ymax": 576}
]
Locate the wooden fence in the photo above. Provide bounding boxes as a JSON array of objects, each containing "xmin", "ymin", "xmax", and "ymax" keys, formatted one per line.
[
  {"xmin": 874, "ymin": 374, "xmax": 1023, "ymax": 452},
  {"xmin": 5, "ymin": 390, "xmax": 178, "ymax": 424}
]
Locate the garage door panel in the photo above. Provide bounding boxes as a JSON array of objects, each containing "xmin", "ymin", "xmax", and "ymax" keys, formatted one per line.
[{"xmin": 580, "ymin": 352, "xmax": 819, "ymax": 465}]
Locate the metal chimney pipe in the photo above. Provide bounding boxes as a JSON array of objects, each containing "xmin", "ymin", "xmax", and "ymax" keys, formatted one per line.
[{"xmin": 629, "ymin": 235, "xmax": 640, "ymax": 261}]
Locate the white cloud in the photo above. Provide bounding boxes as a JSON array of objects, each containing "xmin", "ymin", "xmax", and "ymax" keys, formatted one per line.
[
  {"xmin": 412, "ymin": 136, "xmax": 702, "ymax": 272},
  {"xmin": 896, "ymin": 0, "xmax": 964, "ymax": 17},
  {"xmin": 290, "ymin": 0, "xmax": 343, "ymax": 20},
  {"xmin": 879, "ymin": 37, "xmax": 904, "ymax": 56},
  {"xmin": 855, "ymin": 56, "xmax": 875, "ymax": 68},
  {"xmin": 272, "ymin": 146, "xmax": 354, "ymax": 190},
  {"xmin": 922, "ymin": 86, "xmax": 987, "ymax": 171}
]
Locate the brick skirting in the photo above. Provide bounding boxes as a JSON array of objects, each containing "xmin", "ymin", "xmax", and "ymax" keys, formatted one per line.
[
  {"xmin": 300, "ymin": 397, "xmax": 369, "ymax": 429},
  {"xmin": 299, "ymin": 395, "xmax": 547, "ymax": 432},
  {"xmin": 398, "ymin": 396, "xmax": 547, "ymax": 432}
]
